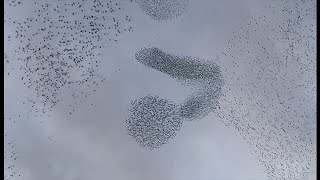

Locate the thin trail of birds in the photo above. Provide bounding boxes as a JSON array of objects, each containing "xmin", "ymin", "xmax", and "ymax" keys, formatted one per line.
[{"xmin": 4, "ymin": 115, "xmax": 22, "ymax": 180}]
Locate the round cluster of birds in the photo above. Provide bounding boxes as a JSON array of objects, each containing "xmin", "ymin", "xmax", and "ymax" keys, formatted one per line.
[
  {"xmin": 134, "ymin": 0, "xmax": 189, "ymax": 21},
  {"xmin": 4, "ymin": 0, "xmax": 134, "ymax": 115},
  {"xmin": 126, "ymin": 94, "xmax": 182, "ymax": 149},
  {"xmin": 127, "ymin": 47, "xmax": 224, "ymax": 148}
]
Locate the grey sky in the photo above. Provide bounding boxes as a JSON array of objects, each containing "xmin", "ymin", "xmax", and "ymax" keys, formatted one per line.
[{"xmin": 4, "ymin": 0, "xmax": 316, "ymax": 179}]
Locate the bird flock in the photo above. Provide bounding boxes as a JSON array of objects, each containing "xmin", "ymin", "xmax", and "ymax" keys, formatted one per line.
[
  {"xmin": 4, "ymin": 140, "xmax": 20, "ymax": 180},
  {"xmin": 4, "ymin": 0, "xmax": 316, "ymax": 179},
  {"xmin": 126, "ymin": 94, "xmax": 183, "ymax": 149},
  {"xmin": 213, "ymin": 0, "xmax": 316, "ymax": 179},
  {"xmin": 4, "ymin": 115, "xmax": 22, "ymax": 180},
  {"xmin": 127, "ymin": 0, "xmax": 316, "ymax": 179},
  {"xmin": 134, "ymin": 0, "xmax": 189, "ymax": 21},
  {"xmin": 126, "ymin": 47, "xmax": 224, "ymax": 149},
  {"xmin": 4, "ymin": 0, "xmax": 134, "ymax": 179},
  {"xmin": 4, "ymin": 0, "xmax": 134, "ymax": 116}
]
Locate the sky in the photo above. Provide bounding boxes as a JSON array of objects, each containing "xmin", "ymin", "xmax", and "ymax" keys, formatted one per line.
[{"xmin": 4, "ymin": 0, "xmax": 316, "ymax": 180}]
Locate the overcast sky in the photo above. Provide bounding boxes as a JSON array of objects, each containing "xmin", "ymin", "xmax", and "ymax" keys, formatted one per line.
[{"xmin": 4, "ymin": 0, "xmax": 316, "ymax": 180}]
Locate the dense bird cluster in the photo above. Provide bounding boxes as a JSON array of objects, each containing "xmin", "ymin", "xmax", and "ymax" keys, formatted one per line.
[
  {"xmin": 135, "ymin": 47, "xmax": 221, "ymax": 82},
  {"xmin": 214, "ymin": 0, "xmax": 316, "ymax": 179},
  {"xmin": 127, "ymin": 47, "xmax": 224, "ymax": 148},
  {"xmin": 4, "ymin": 0, "xmax": 134, "ymax": 115},
  {"xmin": 126, "ymin": 95, "xmax": 182, "ymax": 149},
  {"xmin": 136, "ymin": 47, "xmax": 224, "ymax": 121},
  {"xmin": 134, "ymin": 0, "xmax": 189, "ymax": 21}
]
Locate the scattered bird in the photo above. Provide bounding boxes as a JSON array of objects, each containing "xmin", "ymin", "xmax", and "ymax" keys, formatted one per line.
[
  {"xmin": 213, "ymin": 0, "xmax": 316, "ymax": 179},
  {"xmin": 4, "ymin": 0, "xmax": 134, "ymax": 117}
]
